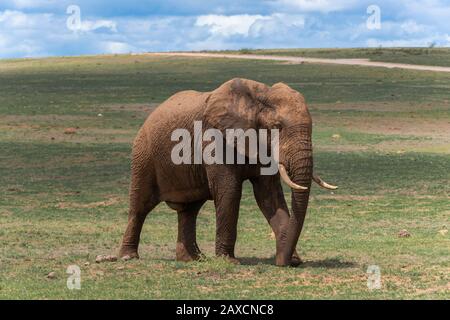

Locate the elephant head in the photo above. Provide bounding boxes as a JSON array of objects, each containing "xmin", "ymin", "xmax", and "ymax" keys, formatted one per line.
[{"xmin": 204, "ymin": 78, "xmax": 337, "ymax": 266}]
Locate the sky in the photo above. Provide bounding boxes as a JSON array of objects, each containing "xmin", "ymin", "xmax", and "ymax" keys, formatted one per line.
[{"xmin": 0, "ymin": 0, "xmax": 449, "ymax": 58}]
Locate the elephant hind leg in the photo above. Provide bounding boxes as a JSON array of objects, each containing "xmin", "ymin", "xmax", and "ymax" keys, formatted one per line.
[
  {"xmin": 170, "ymin": 200, "xmax": 205, "ymax": 262},
  {"xmin": 119, "ymin": 144, "xmax": 160, "ymax": 259}
]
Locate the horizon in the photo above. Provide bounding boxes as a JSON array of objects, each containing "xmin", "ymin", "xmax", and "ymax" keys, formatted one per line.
[{"xmin": 2, "ymin": 47, "xmax": 450, "ymax": 62}]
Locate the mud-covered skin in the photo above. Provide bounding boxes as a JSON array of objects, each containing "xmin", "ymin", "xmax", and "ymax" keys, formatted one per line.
[{"xmin": 119, "ymin": 78, "xmax": 313, "ymax": 266}]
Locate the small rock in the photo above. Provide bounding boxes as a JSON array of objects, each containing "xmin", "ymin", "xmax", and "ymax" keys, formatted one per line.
[
  {"xmin": 97, "ymin": 113, "xmax": 103, "ymax": 117},
  {"xmin": 107, "ymin": 255, "xmax": 118, "ymax": 262},
  {"xmin": 84, "ymin": 262, "xmax": 90, "ymax": 266},
  {"xmin": 398, "ymin": 229, "xmax": 411, "ymax": 238},
  {"xmin": 64, "ymin": 127, "xmax": 77, "ymax": 135},
  {"xmin": 332, "ymin": 134, "xmax": 341, "ymax": 139},
  {"xmin": 46, "ymin": 272, "xmax": 57, "ymax": 279},
  {"xmin": 121, "ymin": 255, "xmax": 132, "ymax": 261},
  {"xmin": 95, "ymin": 254, "xmax": 118, "ymax": 263}
]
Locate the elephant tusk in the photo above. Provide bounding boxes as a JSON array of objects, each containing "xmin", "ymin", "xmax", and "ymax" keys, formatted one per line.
[
  {"xmin": 278, "ymin": 164, "xmax": 308, "ymax": 191},
  {"xmin": 312, "ymin": 174, "xmax": 338, "ymax": 190}
]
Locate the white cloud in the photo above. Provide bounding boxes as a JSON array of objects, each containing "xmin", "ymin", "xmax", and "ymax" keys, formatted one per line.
[
  {"xmin": 366, "ymin": 35, "xmax": 450, "ymax": 48},
  {"xmin": 249, "ymin": 13, "xmax": 305, "ymax": 37},
  {"xmin": 195, "ymin": 13, "xmax": 305, "ymax": 39},
  {"xmin": 7, "ymin": 0, "xmax": 56, "ymax": 9},
  {"xmin": 79, "ymin": 19, "xmax": 117, "ymax": 33},
  {"xmin": 188, "ymin": 13, "xmax": 309, "ymax": 50},
  {"xmin": 0, "ymin": 9, "xmax": 126, "ymax": 58},
  {"xmin": 276, "ymin": 0, "xmax": 358, "ymax": 12},
  {"xmin": 0, "ymin": 10, "xmax": 50, "ymax": 28},
  {"xmin": 400, "ymin": 20, "xmax": 426, "ymax": 34},
  {"xmin": 195, "ymin": 14, "xmax": 270, "ymax": 37},
  {"xmin": 400, "ymin": 0, "xmax": 450, "ymax": 26},
  {"xmin": 100, "ymin": 41, "xmax": 134, "ymax": 53}
]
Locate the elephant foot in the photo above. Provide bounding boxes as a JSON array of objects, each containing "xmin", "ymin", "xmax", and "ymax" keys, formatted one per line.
[
  {"xmin": 275, "ymin": 250, "xmax": 303, "ymax": 267},
  {"xmin": 291, "ymin": 250, "xmax": 303, "ymax": 267},
  {"xmin": 119, "ymin": 245, "xmax": 140, "ymax": 261},
  {"xmin": 215, "ymin": 253, "xmax": 240, "ymax": 265},
  {"xmin": 176, "ymin": 242, "xmax": 203, "ymax": 262},
  {"xmin": 225, "ymin": 256, "xmax": 240, "ymax": 265},
  {"xmin": 290, "ymin": 256, "xmax": 303, "ymax": 267}
]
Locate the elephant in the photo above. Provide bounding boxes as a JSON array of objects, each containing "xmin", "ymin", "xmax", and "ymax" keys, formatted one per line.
[{"xmin": 118, "ymin": 78, "xmax": 337, "ymax": 267}]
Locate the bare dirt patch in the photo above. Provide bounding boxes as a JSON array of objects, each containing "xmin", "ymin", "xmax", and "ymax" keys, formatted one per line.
[
  {"xmin": 0, "ymin": 104, "xmax": 158, "ymax": 144},
  {"xmin": 376, "ymin": 140, "xmax": 450, "ymax": 154},
  {"xmin": 311, "ymin": 195, "xmax": 383, "ymax": 201},
  {"xmin": 147, "ymin": 52, "xmax": 450, "ymax": 73},
  {"xmin": 316, "ymin": 114, "xmax": 450, "ymax": 139},
  {"xmin": 57, "ymin": 197, "xmax": 121, "ymax": 209},
  {"xmin": 310, "ymin": 101, "xmax": 450, "ymax": 113},
  {"xmin": 0, "ymin": 124, "xmax": 137, "ymax": 144},
  {"xmin": 314, "ymin": 103, "xmax": 450, "ymax": 153},
  {"xmin": 1, "ymin": 114, "xmax": 95, "ymax": 124},
  {"xmin": 98, "ymin": 103, "xmax": 158, "ymax": 114},
  {"xmin": 315, "ymin": 144, "xmax": 369, "ymax": 152},
  {"xmin": 413, "ymin": 282, "xmax": 450, "ymax": 296}
]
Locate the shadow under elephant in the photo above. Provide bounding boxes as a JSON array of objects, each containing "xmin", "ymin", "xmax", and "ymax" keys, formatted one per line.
[{"xmin": 239, "ymin": 257, "xmax": 357, "ymax": 269}]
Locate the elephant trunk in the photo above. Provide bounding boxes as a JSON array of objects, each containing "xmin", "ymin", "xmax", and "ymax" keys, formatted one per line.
[{"xmin": 277, "ymin": 125, "xmax": 313, "ymax": 266}]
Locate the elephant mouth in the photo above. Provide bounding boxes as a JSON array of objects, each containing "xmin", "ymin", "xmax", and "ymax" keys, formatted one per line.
[{"xmin": 278, "ymin": 164, "xmax": 338, "ymax": 191}]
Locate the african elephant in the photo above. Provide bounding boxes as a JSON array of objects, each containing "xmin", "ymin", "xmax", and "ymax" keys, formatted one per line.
[{"xmin": 119, "ymin": 78, "xmax": 337, "ymax": 266}]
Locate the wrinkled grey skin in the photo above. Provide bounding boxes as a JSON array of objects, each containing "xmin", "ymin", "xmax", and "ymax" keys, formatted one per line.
[{"xmin": 119, "ymin": 78, "xmax": 314, "ymax": 266}]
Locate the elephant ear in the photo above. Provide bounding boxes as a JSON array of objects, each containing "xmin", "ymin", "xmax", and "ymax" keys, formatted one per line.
[
  {"xmin": 203, "ymin": 78, "xmax": 283, "ymax": 163},
  {"xmin": 203, "ymin": 78, "xmax": 270, "ymax": 132}
]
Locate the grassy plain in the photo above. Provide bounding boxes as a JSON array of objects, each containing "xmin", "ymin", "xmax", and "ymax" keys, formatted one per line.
[{"xmin": 0, "ymin": 54, "xmax": 449, "ymax": 299}]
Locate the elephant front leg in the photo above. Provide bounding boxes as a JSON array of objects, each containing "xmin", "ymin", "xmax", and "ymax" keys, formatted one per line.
[
  {"xmin": 251, "ymin": 176, "xmax": 302, "ymax": 267},
  {"xmin": 210, "ymin": 174, "xmax": 242, "ymax": 264},
  {"xmin": 215, "ymin": 201, "xmax": 240, "ymax": 264}
]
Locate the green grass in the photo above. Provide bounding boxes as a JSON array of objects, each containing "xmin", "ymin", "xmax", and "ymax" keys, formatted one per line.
[
  {"xmin": 211, "ymin": 47, "xmax": 450, "ymax": 67},
  {"xmin": 0, "ymin": 54, "xmax": 449, "ymax": 299}
]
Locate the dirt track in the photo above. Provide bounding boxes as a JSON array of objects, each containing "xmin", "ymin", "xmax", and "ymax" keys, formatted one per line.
[{"xmin": 147, "ymin": 52, "xmax": 450, "ymax": 73}]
